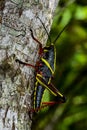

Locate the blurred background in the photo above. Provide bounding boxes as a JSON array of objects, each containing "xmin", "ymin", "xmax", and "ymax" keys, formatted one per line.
[{"xmin": 32, "ymin": 0, "xmax": 87, "ymax": 130}]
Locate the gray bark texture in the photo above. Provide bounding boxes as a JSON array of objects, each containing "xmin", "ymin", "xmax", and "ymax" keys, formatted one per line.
[{"xmin": 0, "ymin": 0, "xmax": 59, "ymax": 130}]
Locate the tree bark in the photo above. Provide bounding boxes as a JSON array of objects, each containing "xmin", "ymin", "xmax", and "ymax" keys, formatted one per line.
[{"xmin": 0, "ymin": 0, "xmax": 59, "ymax": 130}]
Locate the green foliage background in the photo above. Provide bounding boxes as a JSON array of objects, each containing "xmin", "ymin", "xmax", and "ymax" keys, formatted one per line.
[{"xmin": 32, "ymin": 0, "xmax": 87, "ymax": 130}]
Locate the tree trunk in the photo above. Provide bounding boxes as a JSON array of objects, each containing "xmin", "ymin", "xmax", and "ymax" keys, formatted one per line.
[{"xmin": 0, "ymin": 0, "xmax": 59, "ymax": 130}]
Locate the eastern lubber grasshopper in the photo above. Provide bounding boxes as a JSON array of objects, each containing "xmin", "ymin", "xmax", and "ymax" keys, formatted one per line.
[{"xmin": 16, "ymin": 17, "xmax": 67, "ymax": 112}]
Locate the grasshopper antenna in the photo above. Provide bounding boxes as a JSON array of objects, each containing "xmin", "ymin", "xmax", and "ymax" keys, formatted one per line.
[
  {"xmin": 53, "ymin": 23, "xmax": 69, "ymax": 44},
  {"xmin": 37, "ymin": 16, "xmax": 51, "ymax": 44}
]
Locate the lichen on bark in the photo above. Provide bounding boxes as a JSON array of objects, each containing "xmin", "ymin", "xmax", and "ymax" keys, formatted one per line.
[{"xmin": 0, "ymin": 0, "xmax": 59, "ymax": 130}]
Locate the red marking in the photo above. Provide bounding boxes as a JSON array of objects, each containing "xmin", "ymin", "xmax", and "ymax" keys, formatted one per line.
[
  {"xmin": 30, "ymin": 29, "xmax": 43, "ymax": 56},
  {"xmin": 39, "ymin": 46, "xmax": 43, "ymax": 56},
  {"xmin": 42, "ymin": 101, "xmax": 62, "ymax": 105},
  {"xmin": 30, "ymin": 101, "xmax": 63, "ymax": 113},
  {"xmin": 16, "ymin": 59, "xmax": 35, "ymax": 69},
  {"xmin": 39, "ymin": 71, "xmax": 43, "ymax": 75},
  {"xmin": 25, "ymin": 63, "xmax": 35, "ymax": 69}
]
